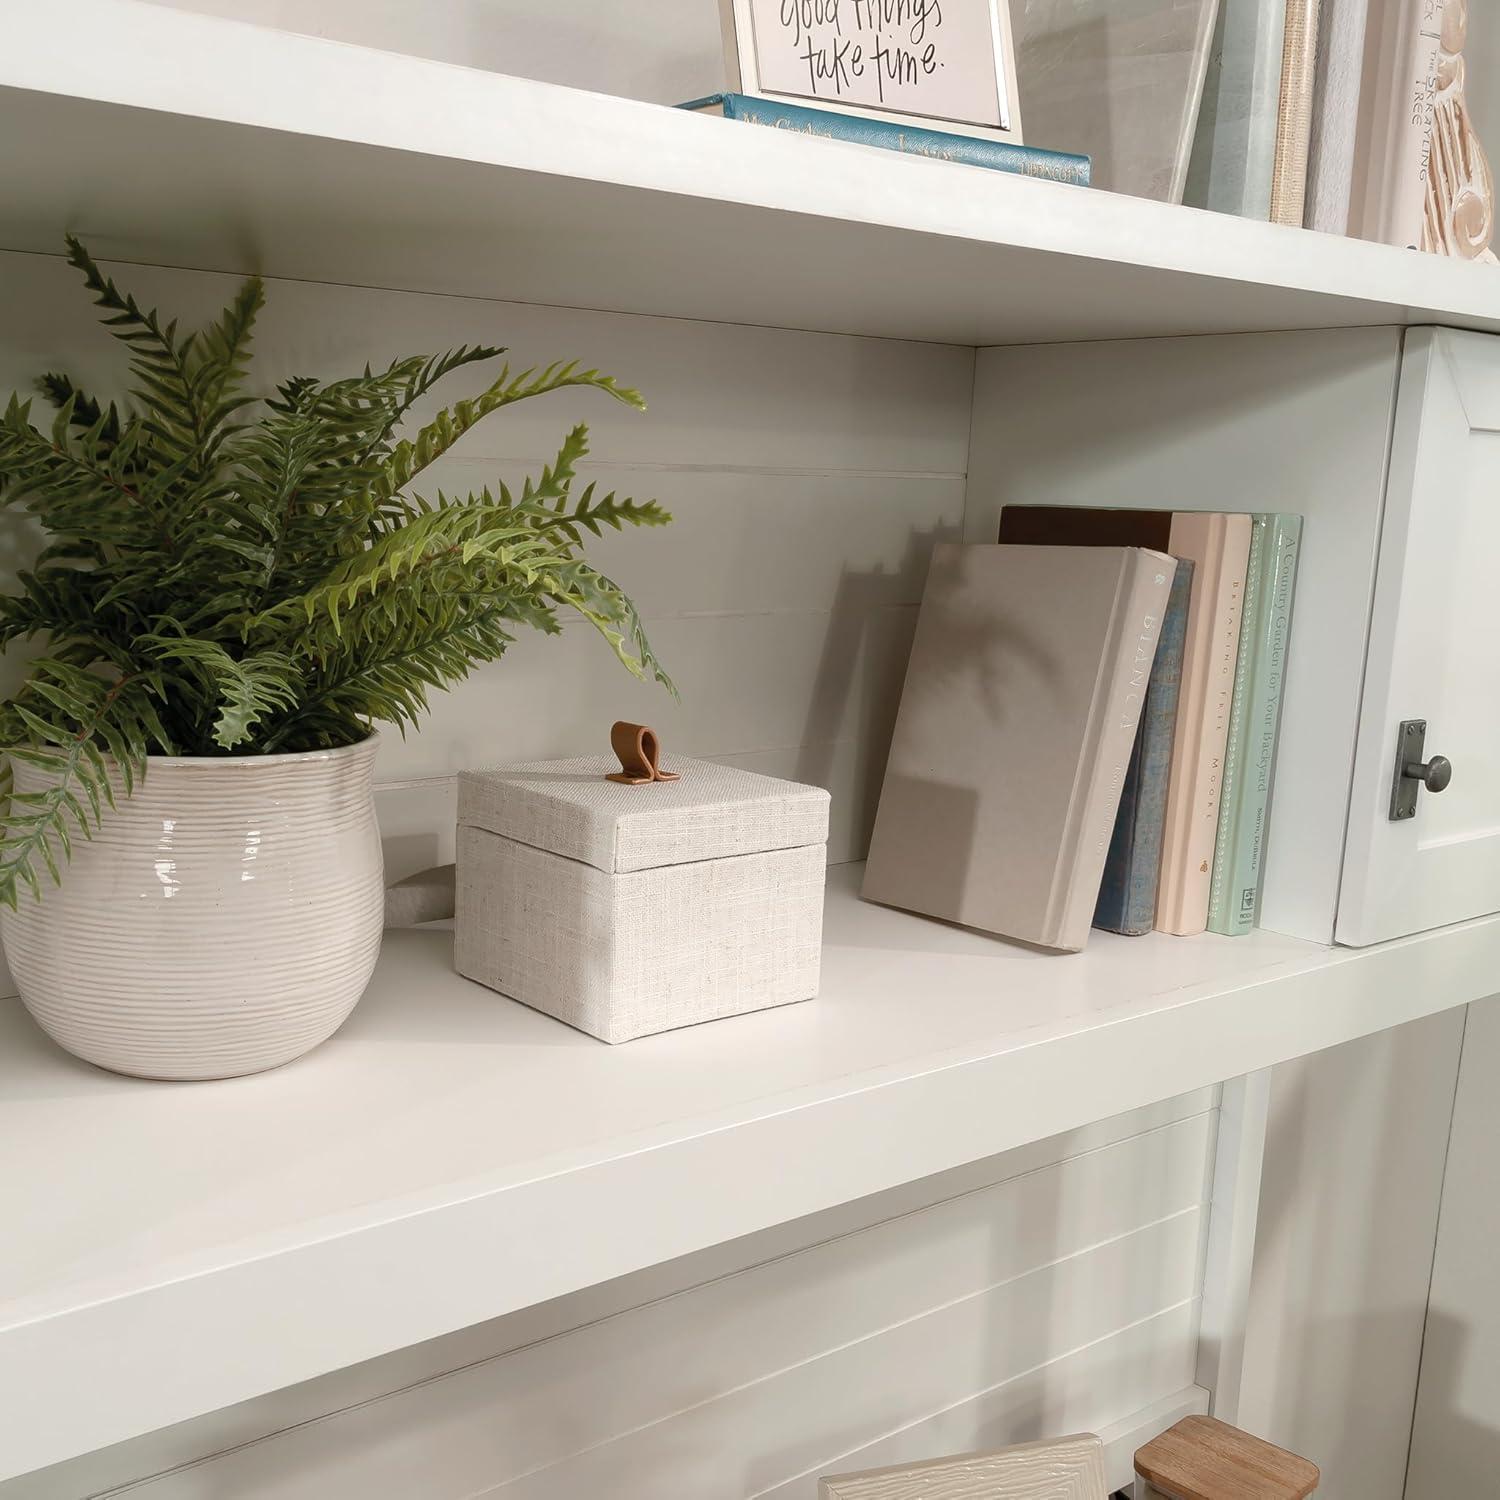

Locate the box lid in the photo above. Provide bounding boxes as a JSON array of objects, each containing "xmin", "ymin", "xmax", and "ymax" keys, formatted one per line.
[{"xmin": 457, "ymin": 755, "xmax": 830, "ymax": 874}]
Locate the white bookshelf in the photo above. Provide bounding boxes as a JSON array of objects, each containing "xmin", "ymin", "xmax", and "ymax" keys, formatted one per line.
[
  {"xmin": 3, "ymin": 865, "xmax": 1499, "ymax": 1479},
  {"xmin": 2, "ymin": 2, "xmax": 1498, "ymax": 1490},
  {"xmin": 5, "ymin": 0, "xmax": 1500, "ymax": 345}
]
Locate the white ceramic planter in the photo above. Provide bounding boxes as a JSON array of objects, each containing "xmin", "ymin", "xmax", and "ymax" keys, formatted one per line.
[{"xmin": 0, "ymin": 735, "xmax": 383, "ymax": 1080}]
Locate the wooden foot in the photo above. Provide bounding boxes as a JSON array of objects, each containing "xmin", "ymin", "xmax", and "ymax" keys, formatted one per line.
[{"xmin": 1134, "ymin": 1415, "xmax": 1319, "ymax": 1499}]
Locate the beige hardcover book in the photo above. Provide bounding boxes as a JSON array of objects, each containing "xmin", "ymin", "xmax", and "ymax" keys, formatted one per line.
[
  {"xmin": 1269, "ymin": 0, "xmax": 1322, "ymax": 225},
  {"xmin": 862, "ymin": 544, "xmax": 1176, "ymax": 953},
  {"xmin": 1156, "ymin": 512, "xmax": 1253, "ymax": 935}
]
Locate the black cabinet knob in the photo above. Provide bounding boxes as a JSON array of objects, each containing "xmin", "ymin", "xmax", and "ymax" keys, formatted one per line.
[{"xmin": 1404, "ymin": 755, "xmax": 1452, "ymax": 794}]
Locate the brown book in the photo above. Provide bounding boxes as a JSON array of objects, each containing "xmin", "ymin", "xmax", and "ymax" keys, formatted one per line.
[
  {"xmin": 995, "ymin": 505, "xmax": 1253, "ymax": 935},
  {"xmin": 863, "ymin": 543, "xmax": 1176, "ymax": 952},
  {"xmin": 998, "ymin": 506, "xmax": 1172, "ymax": 551}
]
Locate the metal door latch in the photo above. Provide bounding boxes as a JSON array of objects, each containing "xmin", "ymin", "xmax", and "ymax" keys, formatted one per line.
[{"xmin": 1389, "ymin": 718, "xmax": 1453, "ymax": 821}]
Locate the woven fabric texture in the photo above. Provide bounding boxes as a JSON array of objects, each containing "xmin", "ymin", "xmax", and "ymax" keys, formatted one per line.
[
  {"xmin": 458, "ymin": 755, "xmax": 830, "ymax": 874},
  {"xmin": 456, "ymin": 829, "xmax": 825, "ymax": 1043}
]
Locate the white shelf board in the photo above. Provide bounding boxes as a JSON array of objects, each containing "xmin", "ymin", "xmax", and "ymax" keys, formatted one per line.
[
  {"xmin": 4, "ymin": 865, "xmax": 1500, "ymax": 1478},
  {"xmin": 5, "ymin": 1, "xmax": 1500, "ymax": 345}
]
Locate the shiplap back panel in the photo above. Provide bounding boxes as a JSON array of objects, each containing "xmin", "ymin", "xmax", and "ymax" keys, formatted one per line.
[
  {"xmin": 144, "ymin": 0, "xmax": 723, "ymax": 103},
  {"xmin": 7, "ymin": 1091, "xmax": 1216, "ymax": 1500},
  {"xmin": 0, "ymin": 247, "xmax": 972, "ymax": 997}
]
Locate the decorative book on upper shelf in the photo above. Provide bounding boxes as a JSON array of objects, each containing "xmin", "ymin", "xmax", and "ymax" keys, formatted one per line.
[
  {"xmin": 1013, "ymin": 0, "xmax": 1219, "ymax": 203},
  {"xmin": 679, "ymin": 94, "xmax": 1091, "ymax": 185},
  {"xmin": 862, "ymin": 543, "xmax": 1175, "ymax": 952},
  {"xmin": 1350, "ymin": 0, "xmax": 1443, "ymax": 249},
  {"xmin": 1184, "ymin": 0, "xmax": 1288, "ymax": 220},
  {"xmin": 1305, "ymin": 0, "xmax": 1372, "ymax": 234}
]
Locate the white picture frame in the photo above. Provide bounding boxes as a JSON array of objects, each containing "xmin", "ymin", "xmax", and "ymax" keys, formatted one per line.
[{"xmin": 717, "ymin": 0, "xmax": 1024, "ymax": 143}]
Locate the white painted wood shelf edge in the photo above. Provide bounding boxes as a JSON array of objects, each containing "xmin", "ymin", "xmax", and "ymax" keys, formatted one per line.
[
  {"xmin": 4, "ymin": 0, "xmax": 1500, "ymax": 343},
  {"xmin": 4, "ymin": 866, "xmax": 1500, "ymax": 1479}
]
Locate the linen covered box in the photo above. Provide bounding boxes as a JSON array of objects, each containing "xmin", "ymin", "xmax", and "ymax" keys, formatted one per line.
[{"xmin": 454, "ymin": 754, "xmax": 830, "ymax": 1042}]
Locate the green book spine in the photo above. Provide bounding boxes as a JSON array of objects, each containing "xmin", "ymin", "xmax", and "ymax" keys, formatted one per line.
[
  {"xmin": 1208, "ymin": 514, "xmax": 1302, "ymax": 935},
  {"xmin": 1208, "ymin": 517, "xmax": 1266, "ymax": 932}
]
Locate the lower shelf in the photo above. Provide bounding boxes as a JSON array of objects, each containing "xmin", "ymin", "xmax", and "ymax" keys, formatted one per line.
[{"xmin": 3, "ymin": 863, "xmax": 1497, "ymax": 1479}]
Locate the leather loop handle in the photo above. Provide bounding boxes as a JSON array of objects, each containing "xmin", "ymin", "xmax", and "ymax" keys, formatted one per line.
[{"xmin": 606, "ymin": 721, "xmax": 680, "ymax": 785}]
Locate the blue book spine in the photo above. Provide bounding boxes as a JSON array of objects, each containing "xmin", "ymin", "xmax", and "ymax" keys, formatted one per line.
[
  {"xmin": 678, "ymin": 94, "xmax": 1091, "ymax": 187},
  {"xmin": 1094, "ymin": 559, "xmax": 1195, "ymax": 936}
]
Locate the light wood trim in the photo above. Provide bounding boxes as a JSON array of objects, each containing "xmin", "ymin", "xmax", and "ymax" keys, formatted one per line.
[{"xmin": 1135, "ymin": 1416, "xmax": 1318, "ymax": 1499}]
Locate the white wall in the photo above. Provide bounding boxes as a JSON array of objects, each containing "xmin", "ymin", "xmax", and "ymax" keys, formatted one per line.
[
  {"xmin": 1460, "ymin": 5, "xmax": 1500, "ymax": 170},
  {"xmin": 4, "ymin": 1092, "xmax": 1215, "ymax": 1499},
  {"xmin": 1406, "ymin": 998, "xmax": 1500, "ymax": 1499},
  {"xmin": 144, "ymin": 0, "xmax": 724, "ymax": 101},
  {"xmin": 1237, "ymin": 1013, "xmax": 1465, "ymax": 1500}
]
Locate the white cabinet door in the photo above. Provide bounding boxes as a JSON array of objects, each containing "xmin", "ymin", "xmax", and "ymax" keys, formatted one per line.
[{"xmin": 1339, "ymin": 329, "xmax": 1500, "ymax": 946}]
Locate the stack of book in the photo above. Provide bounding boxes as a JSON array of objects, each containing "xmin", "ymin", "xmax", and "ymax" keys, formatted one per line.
[
  {"xmin": 1188, "ymin": 0, "xmax": 1494, "ymax": 257},
  {"xmin": 1185, "ymin": 0, "xmax": 1322, "ymax": 227},
  {"xmin": 862, "ymin": 506, "xmax": 1301, "ymax": 952}
]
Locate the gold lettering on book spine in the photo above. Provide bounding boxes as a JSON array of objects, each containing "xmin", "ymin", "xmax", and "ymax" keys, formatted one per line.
[{"xmin": 1423, "ymin": 0, "xmax": 1497, "ymax": 262}]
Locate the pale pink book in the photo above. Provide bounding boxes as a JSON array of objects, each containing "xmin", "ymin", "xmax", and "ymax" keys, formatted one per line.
[
  {"xmin": 1349, "ymin": 0, "xmax": 1444, "ymax": 248},
  {"xmin": 1156, "ymin": 512, "xmax": 1253, "ymax": 936}
]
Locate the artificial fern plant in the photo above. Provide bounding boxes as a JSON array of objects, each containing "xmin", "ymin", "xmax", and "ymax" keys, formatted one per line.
[{"xmin": 0, "ymin": 239, "xmax": 671, "ymax": 909}]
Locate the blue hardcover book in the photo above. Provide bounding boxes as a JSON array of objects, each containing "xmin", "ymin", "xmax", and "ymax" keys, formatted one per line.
[
  {"xmin": 678, "ymin": 94, "xmax": 1091, "ymax": 187},
  {"xmin": 1094, "ymin": 559, "xmax": 1195, "ymax": 936}
]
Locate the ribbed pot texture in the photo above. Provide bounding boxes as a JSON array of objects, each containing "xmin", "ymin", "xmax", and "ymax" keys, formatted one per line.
[{"xmin": 1, "ymin": 735, "xmax": 383, "ymax": 1080}]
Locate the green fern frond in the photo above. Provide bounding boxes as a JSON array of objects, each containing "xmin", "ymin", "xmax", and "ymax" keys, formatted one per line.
[
  {"xmin": 0, "ymin": 395, "xmax": 170, "ymax": 552},
  {"xmin": 190, "ymin": 273, "xmax": 266, "ymax": 439},
  {"xmin": 247, "ymin": 504, "xmax": 543, "ymax": 635},
  {"xmin": 513, "ymin": 423, "xmax": 592, "ymax": 513},
  {"xmin": 0, "ymin": 662, "xmax": 170, "ymax": 908},
  {"xmin": 346, "ymin": 343, "xmax": 506, "ymax": 469},
  {"xmin": 263, "ymin": 595, "xmax": 518, "ymax": 752},
  {"xmin": 36, "ymin": 372, "xmax": 123, "ymax": 447},
  {"xmin": 138, "ymin": 637, "xmax": 301, "ymax": 750},
  {"xmin": 539, "ymin": 479, "xmax": 673, "ymax": 543},
  {"xmin": 368, "ymin": 363, "xmax": 642, "ymax": 514},
  {"xmin": 506, "ymin": 427, "xmax": 673, "ymax": 546},
  {"xmin": 0, "ymin": 240, "xmax": 672, "ymax": 903},
  {"xmin": 542, "ymin": 558, "xmax": 674, "ymax": 693},
  {"xmin": 63, "ymin": 236, "xmax": 206, "ymax": 465}
]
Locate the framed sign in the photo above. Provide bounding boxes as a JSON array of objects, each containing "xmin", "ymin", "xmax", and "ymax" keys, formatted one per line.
[{"xmin": 718, "ymin": 0, "xmax": 1022, "ymax": 141}]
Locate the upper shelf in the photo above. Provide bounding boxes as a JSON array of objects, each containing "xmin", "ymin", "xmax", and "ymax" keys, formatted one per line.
[
  {"xmin": 5, "ymin": 863, "xmax": 1500, "ymax": 1480},
  {"xmin": 6, "ymin": 1, "xmax": 1500, "ymax": 346}
]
